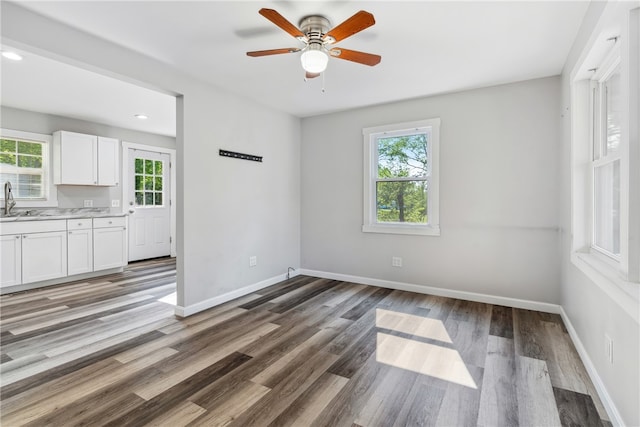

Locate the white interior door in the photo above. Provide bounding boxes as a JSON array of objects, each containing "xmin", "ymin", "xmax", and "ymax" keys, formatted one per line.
[{"xmin": 128, "ymin": 149, "xmax": 171, "ymax": 262}]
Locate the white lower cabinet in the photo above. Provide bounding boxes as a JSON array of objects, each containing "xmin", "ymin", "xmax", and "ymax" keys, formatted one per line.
[
  {"xmin": 67, "ymin": 219, "xmax": 93, "ymax": 276},
  {"xmin": 0, "ymin": 234, "xmax": 22, "ymax": 287},
  {"xmin": 21, "ymin": 231, "xmax": 68, "ymax": 284},
  {"xmin": 93, "ymin": 217, "xmax": 127, "ymax": 271},
  {"xmin": 0, "ymin": 216, "xmax": 127, "ymax": 289}
]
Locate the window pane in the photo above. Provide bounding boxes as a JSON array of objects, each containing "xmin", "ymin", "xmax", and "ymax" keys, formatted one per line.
[
  {"xmin": 145, "ymin": 192, "xmax": 154, "ymax": 205},
  {"xmin": 17, "ymin": 155, "xmax": 42, "ymax": 168},
  {"xmin": 604, "ymin": 66, "xmax": 621, "ymax": 154},
  {"xmin": 376, "ymin": 180, "xmax": 427, "ymax": 224},
  {"xmin": 378, "ymin": 133, "xmax": 428, "ymax": 179},
  {"xmin": 154, "ymin": 160, "xmax": 163, "ymax": 175},
  {"xmin": 144, "ymin": 176, "xmax": 153, "ymax": 190},
  {"xmin": 154, "ymin": 176, "xmax": 163, "ymax": 191},
  {"xmin": 145, "ymin": 160, "xmax": 153, "ymax": 174},
  {"xmin": 17, "ymin": 141, "xmax": 42, "ymax": 155},
  {"xmin": 594, "ymin": 160, "xmax": 620, "ymax": 255},
  {"xmin": 0, "ymin": 153, "xmax": 16, "ymax": 166},
  {"xmin": 155, "ymin": 192, "xmax": 163, "ymax": 205},
  {"xmin": 135, "ymin": 191, "xmax": 144, "ymax": 206},
  {"xmin": 0, "ymin": 173, "xmax": 17, "ymax": 184},
  {"xmin": 135, "ymin": 175, "xmax": 144, "ymax": 191},
  {"xmin": 0, "ymin": 139, "xmax": 16, "ymax": 153},
  {"xmin": 135, "ymin": 158, "xmax": 144, "ymax": 174},
  {"xmin": 16, "ymin": 174, "xmax": 42, "ymax": 198}
]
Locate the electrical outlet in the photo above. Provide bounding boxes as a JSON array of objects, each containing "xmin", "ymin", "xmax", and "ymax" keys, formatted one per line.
[
  {"xmin": 605, "ymin": 334, "xmax": 613, "ymax": 364},
  {"xmin": 83, "ymin": 200, "xmax": 93, "ymax": 208},
  {"xmin": 392, "ymin": 256, "xmax": 402, "ymax": 267},
  {"xmin": 111, "ymin": 200, "xmax": 120, "ymax": 208},
  {"xmin": 249, "ymin": 256, "xmax": 257, "ymax": 267}
]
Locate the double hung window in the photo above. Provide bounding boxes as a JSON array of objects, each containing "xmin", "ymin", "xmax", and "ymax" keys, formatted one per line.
[
  {"xmin": 363, "ymin": 119, "xmax": 440, "ymax": 236},
  {"xmin": 0, "ymin": 129, "xmax": 54, "ymax": 205},
  {"xmin": 591, "ymin": 57, "xmax": 621, "ymax": 258}
]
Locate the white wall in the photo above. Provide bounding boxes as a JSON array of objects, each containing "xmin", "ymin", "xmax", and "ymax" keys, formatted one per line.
[
  {"xmin": 0, "ymin": 3, "xmax": 301, "ymax": 310},
  {"xmin": 560, "ymin": 2, "xmax": 640, "ymax": 426},
  {"xmin": 1, "ymin": 106, "xmax": 175, "ymax": 208},
  {"xmin": 301, "ymin": 76, "xmax": 561, "ymax": 304}
]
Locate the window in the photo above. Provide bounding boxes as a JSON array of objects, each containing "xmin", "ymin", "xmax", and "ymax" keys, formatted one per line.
[
  {"xmin": 0, "ymin": 129, "xmax": 56, "ymax": 206},
  {"xmin": 134, "ymin": 157, "xmax": 164, "ymax": 207},
  {"xmin": 591, "ymin": 59, "xmax": 621, "ymax": 259},
  {"xmin": 570, "ymin": 5, "xmax": 640, "ymax": 290},
  {"xmin": 363, "ymin": 119, "xmax": 440, "ymax": 236}
]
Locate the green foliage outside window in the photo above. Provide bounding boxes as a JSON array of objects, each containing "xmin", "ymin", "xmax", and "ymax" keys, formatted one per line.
[
  {"xmin": 376, "ymin": 134, "xmax": 429, "ymax": 224},
  {"xmin": 134, "ymin": 158, "xmax": 164, "ymax": 207},
  {"xmin": 0, "ymin": 138, "xmax": 45, "ymax": 198}
]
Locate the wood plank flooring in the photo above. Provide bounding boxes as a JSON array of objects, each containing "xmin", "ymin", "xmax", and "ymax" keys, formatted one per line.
[{"xmin": 0, "ymin": 258, "xmax": 610, "ymax": 426}]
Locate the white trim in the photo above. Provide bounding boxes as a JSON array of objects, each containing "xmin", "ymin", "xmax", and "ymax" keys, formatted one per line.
[
  {"xmin": 559, "ymin": 307, "xmax": 624, "ymax": 427},
  {"xmin": 121, "ymin": 141, "xmax": 177, "ymax": 258},
  {"xmin": 299, "ymin": 268, "xmax": 561, "ymax": 314},
  {"xmin": 174, "ymin": 271, "xmax": 299, "ymax": 317}
]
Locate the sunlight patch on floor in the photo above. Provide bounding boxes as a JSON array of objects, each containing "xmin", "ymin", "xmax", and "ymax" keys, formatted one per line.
[
  {"xmin": 158, "ymin": 291, "xmax": 177, "ymax": 305},
  {"xmin": 375, "ymin": 308, "xmax": 452, "ymax": 343},
  {"xmin": 376, "ymin": 332, "xmax": 477, "ymax": 389}
]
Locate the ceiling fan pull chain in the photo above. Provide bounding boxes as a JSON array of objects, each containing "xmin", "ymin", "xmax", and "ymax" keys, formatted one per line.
[{"xmin": 322, "ymin": 71, "xmax": 326, "ymax": 93}]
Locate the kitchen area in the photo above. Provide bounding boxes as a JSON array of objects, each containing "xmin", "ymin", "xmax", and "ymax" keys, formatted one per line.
[{"xmin": 0, "ymin": 48, "xmax": 176, "ymax": 295}]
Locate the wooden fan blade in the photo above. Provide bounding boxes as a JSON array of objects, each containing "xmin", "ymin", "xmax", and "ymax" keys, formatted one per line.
[
  {"xmin": 246, "ymin": 48, "xmax": 300, "ymax": 57},
  {"xmin": 324, "ymin": 10, "xmax": 375, "ymax": 44},
  {"xmin": 259, "ymin": 8, "xmax": 305, "ymax": 39},
  {"xmin": 306, "ymin": 72, "xmax": 320, "ymax": 79},
  {"xmin": 329, "ymin": 48, "xmax": 381, "ymax": 66}
]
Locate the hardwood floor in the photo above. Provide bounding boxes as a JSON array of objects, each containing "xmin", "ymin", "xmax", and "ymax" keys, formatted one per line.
[{"xmin": 0, "ymin": 258, "xmax": 610, "ymax": 426}]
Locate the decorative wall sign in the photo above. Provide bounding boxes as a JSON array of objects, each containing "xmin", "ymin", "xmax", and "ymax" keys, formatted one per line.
[{"xmin": 219, "ymin": 149, "xmax": 263, "ymax": 163}]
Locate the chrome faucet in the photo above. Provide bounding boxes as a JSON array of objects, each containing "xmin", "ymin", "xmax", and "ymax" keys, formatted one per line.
[{"xmin": 4, "ymin": 181, "xmax": 16, "ymax": 216}]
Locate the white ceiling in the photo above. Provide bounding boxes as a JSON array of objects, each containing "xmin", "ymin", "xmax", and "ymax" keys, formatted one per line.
[
  {"xmin": 3, "ymin": 1, "xmax": 589, "ymax": 134},
  {"xmin": 1, "ymin": 48, "xmax": 177, "ymax": 136}
]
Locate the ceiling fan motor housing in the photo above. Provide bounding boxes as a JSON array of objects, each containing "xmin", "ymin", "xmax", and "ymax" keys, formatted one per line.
[{"xmin": 298, "ymin": 15, "xmax": 332, "ymax": 42}]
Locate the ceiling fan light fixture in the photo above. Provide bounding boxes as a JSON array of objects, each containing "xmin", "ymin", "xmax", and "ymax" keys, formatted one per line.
[{"xmin": 300, "ymin": 43, "xmax": 328, "ymax": 74}]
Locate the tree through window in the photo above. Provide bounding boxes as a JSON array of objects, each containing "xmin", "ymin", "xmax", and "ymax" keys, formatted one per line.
[{"xmin": 363, "ymin": 119, "xmax": 440, "ymax": 236}]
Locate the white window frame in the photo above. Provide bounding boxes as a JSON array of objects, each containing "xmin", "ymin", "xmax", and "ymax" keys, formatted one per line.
[
  {"xmin": 0, "ymin": 129, "xmax": 57, "ymax": 207},
  {"xmin": 362, "ymin": 118, "xmax": 440, "ymax": 236},
  {"xmin": 590, "ymin": 50, "xmax": 622, "ymax": 261},
  {"xmin": 569, "ymin": 5, "xmax": 640, "ymax": 319}
]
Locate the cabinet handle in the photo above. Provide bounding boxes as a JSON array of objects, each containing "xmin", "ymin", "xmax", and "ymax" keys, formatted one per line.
[
  {"xmin": 15, "ymin": 235, "xmax": 20, "ymax": 239},
  {"xmin": 69, "ymin": 231, "xmax": 73, "ymax": 234},
  {"xmin": 22, "ymin": 235, "xmax": 27, "ymax": 238},
  {"xmin": 78, "ymin": 223, "xmax": 82, "ymax": 226},
  {"xmin": 108, "ymin": 221, "xmax": 113, "ymax": 224}
]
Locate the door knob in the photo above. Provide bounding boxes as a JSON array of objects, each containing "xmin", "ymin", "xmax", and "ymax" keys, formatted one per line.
[{"xmin": 129, "ymin": 209, "xmax": 135, "ymax": 214}]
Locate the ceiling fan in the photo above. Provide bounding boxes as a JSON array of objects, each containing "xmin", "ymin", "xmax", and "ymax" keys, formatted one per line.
[{"xmin": 246, "ymin": 8, "xmax": 381, "ymax": 79}]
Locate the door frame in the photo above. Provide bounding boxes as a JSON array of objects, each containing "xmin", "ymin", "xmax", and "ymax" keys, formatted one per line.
[{"xmin": 121, "ymin": 141, "xmax": 177, "ymax": 258}]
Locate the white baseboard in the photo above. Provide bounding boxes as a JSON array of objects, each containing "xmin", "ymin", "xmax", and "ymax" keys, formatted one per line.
[
  {"xmin": 559, "ymin": 307, "xmax": 624, "ymax": 427},
  {"xmin": 174, "ymin": 271, "xmax": 298, "ymax": 317},
  {"xmin": 299, "ymin": 268, "xmax": 561, "ymax": 313}
]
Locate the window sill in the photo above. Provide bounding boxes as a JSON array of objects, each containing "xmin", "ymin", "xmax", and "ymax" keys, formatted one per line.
[
  {"xmin": 362, "ymin": 223, "xmax": 441, "ymax": 236},
  {"xmin": 571, "ymin": 252, "xmax": 639, "ymax": 324}
]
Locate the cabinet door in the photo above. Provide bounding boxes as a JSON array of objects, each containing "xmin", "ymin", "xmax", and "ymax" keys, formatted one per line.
[
  {"xmin": 22, "ymin": 231, "xmax": 68, "ymax": 284},
  {"xmin": 68, "ymin": 228, "xmax": 93, "ymax": 276},
  {"xmin": 58, "ymin": 131, "xmax": 98, "ymax": 185},
  {"xmin": 1, "ymin": 234, "xmax": 22, "ymax": 287},
  {"xmin": 98, "ymin": 137, "xmax": 119, "ymax": 186},
  {"xmin": 94, "ymin": 227, "xmax": 127, "ymax": 271}
]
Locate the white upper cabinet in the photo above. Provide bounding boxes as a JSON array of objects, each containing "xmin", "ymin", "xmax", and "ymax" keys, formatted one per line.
[
  {"xmin": 53, "ymin": 131, "xmax": 119, "ymax": 186},
  {"xmin": 97, "ymin": 137, "xmax": 119, "ymax": 186}
]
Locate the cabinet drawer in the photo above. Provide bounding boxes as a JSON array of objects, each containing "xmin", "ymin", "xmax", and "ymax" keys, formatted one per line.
[
  {"xmin": 67, "ymin": 219, "xmax": 92, "ymax": 230},
  {"xmin": 1, "ymin": 220, "xmax": 66, "ymax": 236},
  {"xmin": 93, "ymin": 217, "xmax": 126, "ymax": 229}
]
